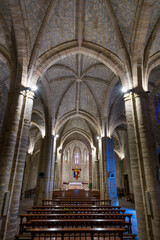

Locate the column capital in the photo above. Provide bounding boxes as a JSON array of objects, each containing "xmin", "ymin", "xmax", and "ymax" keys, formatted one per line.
[
  {"xmin": 123, "ymin": 89, "xmax": 149, "ymax": 102},
  {"xmin": 101, "ymin": 136, "xmax": 113, "ymax": 142},
  {"xmin": 8, "ymin": 86, "xmax": 36, "ymax": 99},
  {"xmin": 26, "ymin": 90, "xmax": 35, "ymax": 100},
  {"xmin": 44, "ymin": 134, "xmax": 54, "ymax": 141}
]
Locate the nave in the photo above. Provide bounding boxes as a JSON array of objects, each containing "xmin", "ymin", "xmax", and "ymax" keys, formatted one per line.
[
  {"xmin": 0, "ymin": 1, "xmax": 160, "ymax": 239},
  {"xmin": 14, "ymin": 190, "xmax": 138, "ymax": 240}
]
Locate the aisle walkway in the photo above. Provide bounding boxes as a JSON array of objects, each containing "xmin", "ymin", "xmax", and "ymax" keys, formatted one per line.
[{"xmin": 119, "ymin": 197, "xmax": 138, "ymax": 239}]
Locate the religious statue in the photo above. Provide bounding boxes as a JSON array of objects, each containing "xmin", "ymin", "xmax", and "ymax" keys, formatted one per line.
[{"xmin": 72, "ymin": 166, "xmax": 81, "ymax": 180}]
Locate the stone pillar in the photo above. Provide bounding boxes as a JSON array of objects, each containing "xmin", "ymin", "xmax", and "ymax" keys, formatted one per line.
[
  {"xmin": 89, "ymin": 151, "xmax": 92, "ymax": 186},
  {"xmin": 21, "ymin": 153, "xmax": 32, "ymax": 199},
  {"xmin": 92, "ymin": 147, "xmax": 98, "ymax": 190},
  {"xmin": 102, "ymin": 137, "xmax": 118, "ymax": 204},
  {"xmin": 124, "ymin": 91, "xmax": 160, "ymax": 240},
  {"xmin": 48, "ymin": 136, "xmax": 56, "ymax": 199},
  {"xmin": 54, "ymin": 148, "xmax": 62, "ymax": 190},
  {"xmin": 123, "ymin": 140, "xmax": 133, "ymax": 194},
  {"xmin": 97, "ymin": 138, "xmax": 105, "ymax": 199},
  {"xmin": 0, "ymin": 89, "xmax": 34, "ymax": 240},
  {"xmin": 34, "ymin": 134, "xmax": 54, "ymax": 205},
  {"xmin": 0, "ymin": 89, "xmax": 25, "ymax": 214}
]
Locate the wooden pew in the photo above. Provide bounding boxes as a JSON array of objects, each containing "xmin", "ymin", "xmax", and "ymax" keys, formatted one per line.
[
  {"xmin": 21, "ymin": 219, "xmax": 124, "ymax": 234},
  {"xmin": 29, "ymin": 227, "xmax": 125, "ymax": 240},
  {"xmin": 42, "ymin": 199, "xmax": 112, "ymax": 206},
  {"xmin": 52, "ymin": 197, "xmax": 98, "ymax": 201},
  {"xmin": 32, "ymin": 205, "xmax": 121, "ymax": 210},
  {"xmin": 30, "ymin": 220, "xmax": 136, "ymax": 239},
  {"xmin": 26, "ymin": 208, "xmax": 126, "ymax": 214},
  {"xmin": 19, "ymin": 213, "xmax": 133, "ymax": 234},
  {"xmin": 30, "ymin": 218, "xmax": 124, "ymax": 228}
]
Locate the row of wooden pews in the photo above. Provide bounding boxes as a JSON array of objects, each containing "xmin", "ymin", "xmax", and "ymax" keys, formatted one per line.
[{"xmin": 15, "ymin": 197, "xmax": 137, "ymax": 240}]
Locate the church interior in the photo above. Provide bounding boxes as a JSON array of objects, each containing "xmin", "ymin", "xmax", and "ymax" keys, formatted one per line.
[{"xmin": 0, "ymin": 0, "xmax": 160, "ymax": 239}]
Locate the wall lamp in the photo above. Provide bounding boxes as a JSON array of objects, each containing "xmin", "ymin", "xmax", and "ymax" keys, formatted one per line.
[
  {"xmin": 24, "ymin": 85, "xmax": 38, "ymax": 92},
  {"xmin": 121, "ymin": 87, "xmax": 134, "ymax": 94}
]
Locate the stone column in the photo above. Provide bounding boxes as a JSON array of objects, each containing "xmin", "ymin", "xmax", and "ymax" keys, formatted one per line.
[
  {"xmin": 92, "ymin": 147, "xmax": 98, "ymax": 190},
  {"xmin": 89, "ymin": 151, "xmax": 92, "ymax": 187},
  {"xmin": 123, "ymin": 140, "xmax": 133, "ymax": 194},
  {"xmin": 102, "ymin": 137, "xmax": 118, "ymax": 204},
  {"xmin": 97, "ymin": 138, "xmax": 105, "ymax": 199},
  {"xmin": 124, "ymin": 91, "xmax": 160, "ymax": 240},
  {"xmin": 48, "ymin": 136, "xmax": 56, "ymax": 199},
  {"xmin": 21, "ymin": 153, "xmax": 32, "ymax": 199},
  {"xmin": 34, "ymin": 134, "xmax": 54, "ymax": 205},
  {"xmin": 0, "ymin": 88, "xmax": 25, "ymax": 215},
  {"xmin": 0, "ymin": 89, "xmax": 34, "ymax": 240},
  {"xmin": 54, "ymin": 148, "xmax": 62, "ymax": 190}
]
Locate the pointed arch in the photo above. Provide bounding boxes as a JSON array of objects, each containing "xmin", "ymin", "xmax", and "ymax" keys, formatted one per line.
[{"xmin": 31, "ymin": 42, "xmax": 127, "ymax": 86}]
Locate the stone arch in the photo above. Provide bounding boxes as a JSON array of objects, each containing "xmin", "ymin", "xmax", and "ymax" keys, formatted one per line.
[
  {"xmin": 30, "ymin": 122, "xmax": 44, "ymax": 138},
  {"xmin": 55, "ymin": 111, "xmax": 100, "ymax": 136},
  {"xmin": 31, "ymin": 42, "xmax": 128, "ymax": 87},
  {"xmin": 146, "ymin": 52, "xmax": 160, "ymax": 88},
  {"xmin": 61, "ymin": 128, "xmax": 93, "ymax": 146},
  {"xmin": 109, "ymin": 114, "xmax": 126, "ymax": 137}
]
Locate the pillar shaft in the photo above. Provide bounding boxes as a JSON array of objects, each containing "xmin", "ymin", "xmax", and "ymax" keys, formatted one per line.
[
  {"xmin": 21, "ymin": 153, "xmax": 32, "ymax": 199},
  {"xmin": 123, "ymin": 139, "xmax": 133, "ymax": 194},
  {"xmin": 34, "ymin": 135, "xmax": 54, "ymax": 205},
  {"xmin": 92, "ymin": 148, "xmax": 98, "ymax": 190},
  {"xmin": 124, "ymin": 92, "xmax": 160, "ymax": 240},
  {"xmin": 0, "ymin": 89, "xmax": 34, "ymax": 240},
  {"xmin": 101, "ymin": 137, "xmax": 110, "ymax": 199},
  {"xmin": 0, "ymin": 89, "xmax": 25, "ymax": 214},
  {"xmin": 54, "ymin": 149, "xmax": 62, "ymax": 190},
  {"xmin": 98, "ymin": 139, "xmax": 105, "ymax": 199},
  {"xmin": 48, "ymin": 138, "xmax": 56, "ymax": 199},
  {"xmin": 102, "ymin": 137, "xmax": 118, "ymax": 203}
]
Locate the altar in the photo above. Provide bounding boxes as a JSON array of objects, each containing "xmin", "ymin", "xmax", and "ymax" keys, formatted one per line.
[{"xmin": 69, "ymin": 182, "xmax": 83, "ymax": 189}]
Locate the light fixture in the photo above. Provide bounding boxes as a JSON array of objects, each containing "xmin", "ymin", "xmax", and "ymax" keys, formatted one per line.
[
  {"xmin": 121, "ymin": 87, "xmax": 135, "ymax": 94},
  {"xmin": 56, "ymin": 134, "xmax": 59, "ymax": 138},
  {"xmin": 97, "ymin": 136, "xmax": 100, "ymax": 140},
  {"xmin": 31, "ymin": 85, "xmax": 38, "ymax": 91},
  {"xmin": 121, "ymin": 87, "xmax": 128, "ymax": 93}
]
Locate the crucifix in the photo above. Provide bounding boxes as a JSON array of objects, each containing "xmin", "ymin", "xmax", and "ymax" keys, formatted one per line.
[{"xmin": 72, "ymin": 166, "xmax": 81, "ymax": 180}]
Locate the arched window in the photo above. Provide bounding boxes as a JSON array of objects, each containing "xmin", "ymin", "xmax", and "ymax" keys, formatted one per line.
[{"xmin": 75, "ymin": 152, "xmax": 79, "ymax": 165}]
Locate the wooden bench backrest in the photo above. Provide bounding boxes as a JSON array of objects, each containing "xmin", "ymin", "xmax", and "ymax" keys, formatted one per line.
[
  {"xmin": 29, "ymin": 227, "xmax": 125, "ymax": 240},
  {"xmin": 26, "ymin": 208, "xmax": 125, "ymax": 214},
  {"xmin": 32, "ymin": 205, "xmax": 121, "ymax": 209}
]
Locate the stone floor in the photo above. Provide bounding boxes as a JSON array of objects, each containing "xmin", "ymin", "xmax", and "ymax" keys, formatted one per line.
[{"xmin": 16, "ymin": 197, "xmax": 139, "ymax": 239}]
